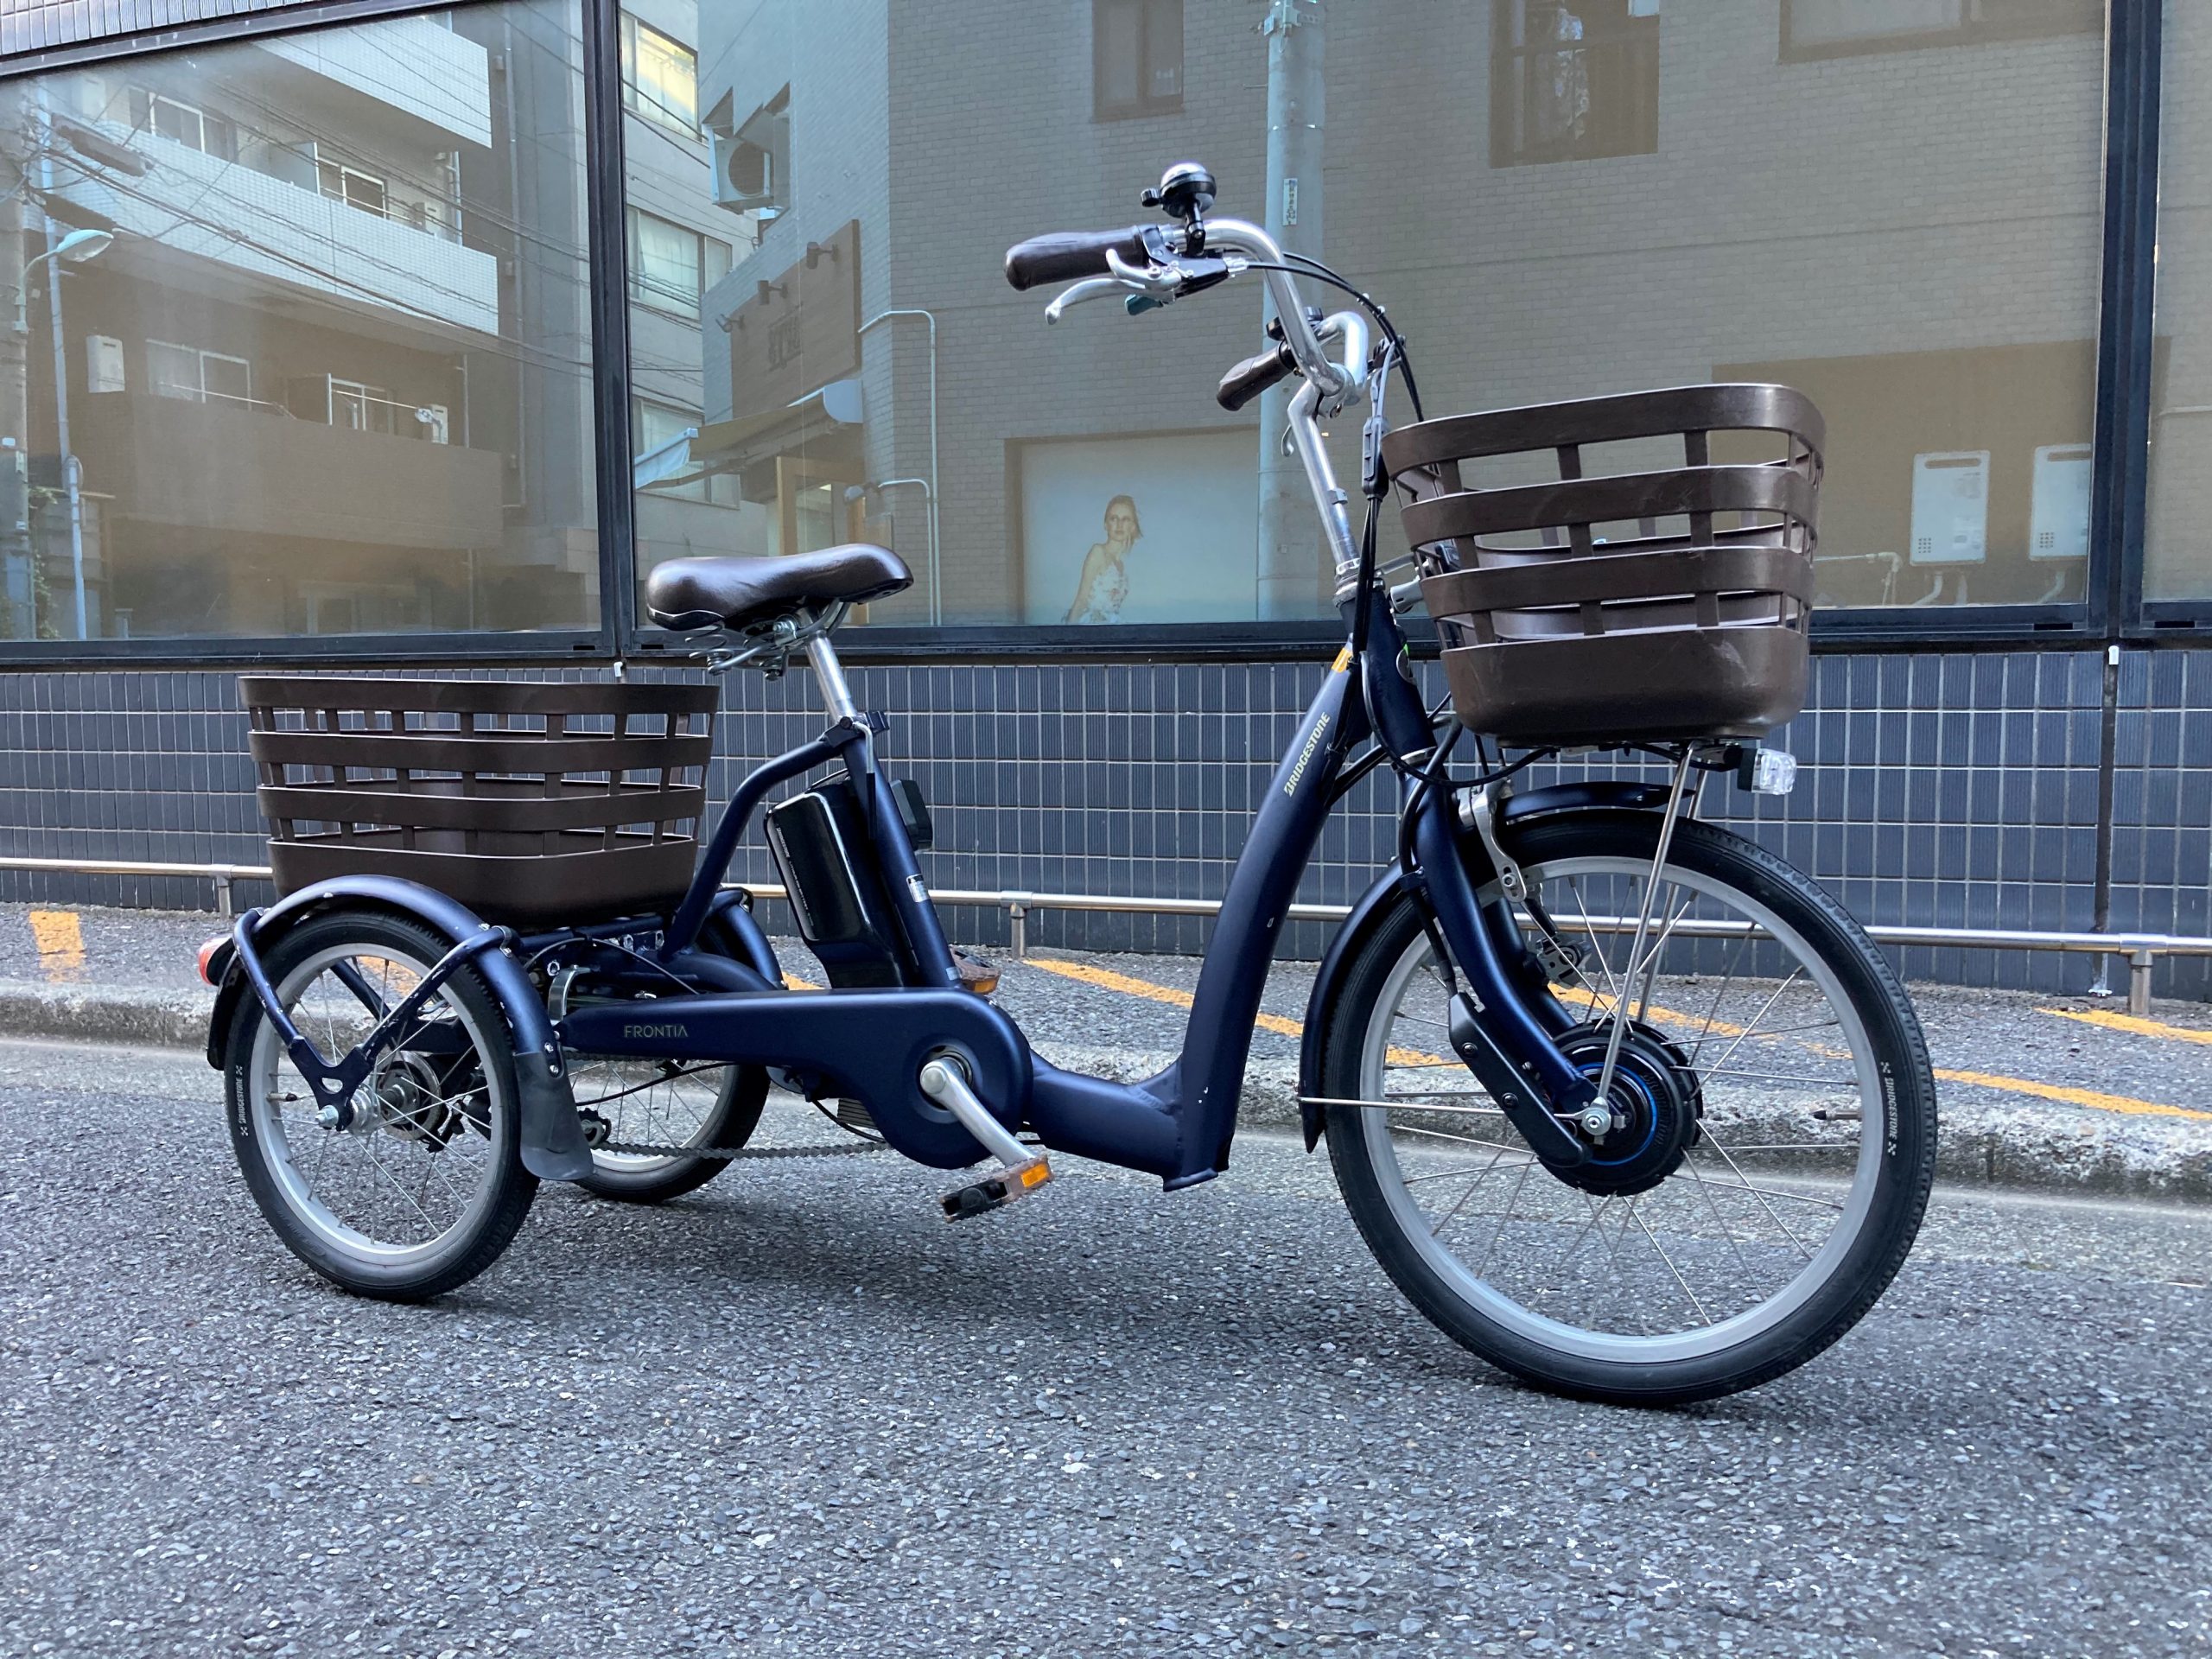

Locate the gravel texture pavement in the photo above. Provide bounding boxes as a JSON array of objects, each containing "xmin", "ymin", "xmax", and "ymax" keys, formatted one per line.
[{"xmin": 1, "ymin": 1035, "xmax": 2208, "ymax": 1658}]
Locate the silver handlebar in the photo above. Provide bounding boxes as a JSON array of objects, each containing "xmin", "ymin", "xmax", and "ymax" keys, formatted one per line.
[
  {"xmin": 1040, "ymin": 213, "xmax": 1360, "ymax": 403},
  {"xmin": 1195, "ymin": 217, "xmax": 1345, "ymax": 396}
]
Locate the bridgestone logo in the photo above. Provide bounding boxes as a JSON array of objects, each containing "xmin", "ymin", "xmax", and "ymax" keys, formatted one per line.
[
  {"xmin": 624, "ymin": 1022, "xmax": 688, "ymax": 1039},
  {"xmin": 1283, "ymin": 713, "xmax": 1332, "ymax": 797}
]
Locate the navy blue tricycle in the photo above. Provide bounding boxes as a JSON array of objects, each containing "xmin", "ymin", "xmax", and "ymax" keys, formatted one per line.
[{"xmin": 207, "ymin": 164, "xmax": 1936, "ymax": 1406}]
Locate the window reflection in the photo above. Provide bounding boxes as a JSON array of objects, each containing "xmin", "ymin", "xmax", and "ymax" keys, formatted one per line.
[
  {"xmin": 615, "ymin": 0, "xmax": 2106, "ymax": 632},
  {"xmin": 2148, "ymin": 0, "xmax": 2212, "ymax": 602},
  {"xmin": 0, "ymin": 2, "xmax": 599, "ymax": 642}
]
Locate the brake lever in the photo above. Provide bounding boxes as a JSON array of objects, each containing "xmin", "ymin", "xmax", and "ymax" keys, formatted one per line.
[
  {"xmin": 1044, "ymin": 244, "xmax": 1243, "ymax": 325},
  {"xmin": 1045, "ymin": 277, "xmax": 1133, "ymax": 324},
  {"xmin": 1106, "ymin": 245, "xmax": 1180, "ymax": 293}
]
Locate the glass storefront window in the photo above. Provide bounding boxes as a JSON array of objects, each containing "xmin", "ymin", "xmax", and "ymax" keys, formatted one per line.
[
  {"xmin": 2147, "ymin": 0, "xmax": 2212, "ymax": 603},
  {"xmin": 0, "ymin": 0, "xmax": 2125, "ymax": 648},
  {"xmin": 609, "ymin": 0, "xmax": 2110, "ymax": 636},
  {"xmin": 0, "ymin": 2, "xmax": 600, "ymax": 643}
]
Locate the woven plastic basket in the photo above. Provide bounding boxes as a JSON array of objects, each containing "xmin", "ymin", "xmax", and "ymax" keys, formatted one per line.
[
  {"xmin": 1383, "ymin": 384, "xmax": 1823, "ymax": 747},
  {"xmin": 241, "ymin": 677, "xmax": 715, "ymax": 927}
]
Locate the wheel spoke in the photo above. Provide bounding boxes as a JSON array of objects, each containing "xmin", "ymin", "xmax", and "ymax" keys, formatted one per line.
[
  {"xmin": 1699, "ymin": 969, "xmax": 1807, "ymax": 1082},
  {"xmin": 1306, "ymin": 1095, "xmax": 1507, "ymax": 1119},
  {"xmin": 1626, "ymin": 1201, "xmax": 1713, "ymax": 1325},
  {"xmin": 1428, "ymin": 1143, "xmax": 1516, "ymax": 1238},
  {"xmin": 1687, "ymin": 931, "xmax": 1752, "ymax": 1067},
  {"xmin": 1698, "ymin": 1068, "xmax": 1856, "ymax": 1089},
  {"xmin": 1470, "ymin": 1161, "xmax": 1535, "ymax": 1276},
  {"xmin": 1567, "ymin": 876, "xmax": 1623, "ymax": 1012},
  {"xmin": 1694, "ymin": 1134, "xmax": 1816, "ymax": 1255},
  {"xmin": 1401, "ymin": 1145, "xmax": 1537, "ymax": 1184}
]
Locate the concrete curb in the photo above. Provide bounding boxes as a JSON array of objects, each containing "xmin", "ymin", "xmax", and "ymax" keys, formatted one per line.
[
  {"xmin": 3, "ymin": 988, "xmax": 2205, "ymax": 1203},
  {"xmin": 0, "ymin": 980, "xmax": 213, "ymax": 1055}
]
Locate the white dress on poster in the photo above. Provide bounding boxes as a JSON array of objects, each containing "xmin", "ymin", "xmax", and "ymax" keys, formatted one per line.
[
  {"xmin": 1067, "ymin": 496, "xmax": 1139, "ymax": 622},
  {"xmin": 1020, "ymin": 431, "xmax": 1260, "ymax": 625}
]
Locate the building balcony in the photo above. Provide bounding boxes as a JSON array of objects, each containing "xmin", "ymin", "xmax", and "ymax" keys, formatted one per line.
[
  {"xmin": 52, "ymin": 121, "xmax": 502, "ymax": 337},
  {"xmin": 257, "ymin": 16, "xmax": 494, "ymax": 149},
  {"xmin": 73, "ymin": 391, "xmax": 505, "ymax": 550}
]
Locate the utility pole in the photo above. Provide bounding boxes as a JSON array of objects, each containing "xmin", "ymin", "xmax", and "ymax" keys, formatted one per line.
[
  {"xmin": 35, "ymin": 86, "xmax": 90, "ymax": 641},
  {"xmin": 1, "ymin": 87, "xmax": 31, "ymax": 638},
  {"xmin": 1255, "ymin": 0, "xmax": 1325, "ymax": 620}
]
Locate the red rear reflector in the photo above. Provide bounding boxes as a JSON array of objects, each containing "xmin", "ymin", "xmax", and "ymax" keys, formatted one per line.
[{"xmin": 196, "ymin": 937, "xmax": 227, "ymax": 987}]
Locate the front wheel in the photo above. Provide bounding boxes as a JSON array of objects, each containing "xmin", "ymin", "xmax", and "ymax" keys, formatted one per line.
[{"xmin": 1319, "ymin": 812, "xmax": 1937, "ymax": 1406}]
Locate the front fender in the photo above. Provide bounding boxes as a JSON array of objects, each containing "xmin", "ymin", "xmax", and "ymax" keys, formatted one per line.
[
  {"xmin": 205, "ymin": 875, "xmax": 590, "ymax": 1183},
  {"xmin": 1298, "ymin": 870, "xmax": 1414, "ymax": 1152},
  {"xmin": 1295, "ymin": 780, "xmax": 1673, "ymax": 1151}
]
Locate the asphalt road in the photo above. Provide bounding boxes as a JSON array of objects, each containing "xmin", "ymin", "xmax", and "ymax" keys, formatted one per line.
[{"xmin": 1, "ymin": 1037, "xmax": 2208, "ymax": 1659}]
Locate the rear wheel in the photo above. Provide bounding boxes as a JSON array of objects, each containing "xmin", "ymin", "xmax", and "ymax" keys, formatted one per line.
[
  {"xmin": 1320, "ymin": 813, "xmax": 1936, "ymax": 1405},
  {"xmin": 223, "ymin": 911, "xmax": 537, "ymax": 1301},
  {"xmin": 569, "ymin": 1054, "xmax": 768, "ymax": 1204}
]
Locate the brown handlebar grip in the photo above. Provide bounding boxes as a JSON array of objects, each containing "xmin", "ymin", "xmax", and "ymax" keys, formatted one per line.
[
  {"xmin": 1216, "ymin": 341, "xmax": 1300, "ymax": 411},
  {"xmin": 1004, "ymin": 226, "xmax": 1154, "ymax": 291}
]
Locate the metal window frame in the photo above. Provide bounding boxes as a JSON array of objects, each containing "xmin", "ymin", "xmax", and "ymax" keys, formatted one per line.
[
  {"xmin": 1487, "ymin": 0, "xmax": 1662, "ymax": 169},
  {"xmin": 2108, "ymin": 0, "xmax": 2196, "ymax": 639},
  {"xmin": 1092, "ymin": 0, "xmax": 1184, "ymax": 124}
]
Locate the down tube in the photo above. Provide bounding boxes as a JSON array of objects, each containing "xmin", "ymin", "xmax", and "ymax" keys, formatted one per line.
[{"xmin": 1170, "ymin": 651, "xmax": 1369, "ymax": 1181}]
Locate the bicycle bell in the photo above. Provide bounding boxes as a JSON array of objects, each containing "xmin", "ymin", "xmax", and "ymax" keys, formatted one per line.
[{"xmin": 1144, "ymin": 161, "xmax": 1217, "ymax": 228}]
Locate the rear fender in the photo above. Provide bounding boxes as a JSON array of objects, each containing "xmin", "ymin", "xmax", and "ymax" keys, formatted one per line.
[
  {"xmin": 1295, "ymin": 781, "xmax": 1672, "ymax": 1151},
  {"xmin": 204, "ymin": 875, "xmax": 590, "ymax": 1182}
]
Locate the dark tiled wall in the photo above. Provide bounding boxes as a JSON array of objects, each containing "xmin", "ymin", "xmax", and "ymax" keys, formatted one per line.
[{"xmin": 0, "ymin": 647, "xmax": 2198, "ymax": 996}]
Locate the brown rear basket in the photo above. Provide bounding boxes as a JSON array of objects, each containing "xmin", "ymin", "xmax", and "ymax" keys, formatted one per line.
[
  {"xmin": 1384, "ymin": 384, "xmax": 1823, "ymax": 747},
  {"xmin": 241, "ymin": 677, "xmax": 715, "ymax": 928}
]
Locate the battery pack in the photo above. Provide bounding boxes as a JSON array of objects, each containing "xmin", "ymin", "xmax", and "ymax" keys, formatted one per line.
[{"xmin": 765, "ymin": 780, "xmax": 905, "ymax": 987}]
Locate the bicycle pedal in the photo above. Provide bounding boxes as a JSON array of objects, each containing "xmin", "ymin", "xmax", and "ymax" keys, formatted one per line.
[{"xmin": 939, "ymin": 1156, "xmax": 1051, "ymax": 1222}]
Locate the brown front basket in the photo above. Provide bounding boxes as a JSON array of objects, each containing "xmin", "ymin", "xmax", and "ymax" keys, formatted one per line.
[
  {"xmin": 1384, "ymin": 384, "xmax": 1823, "ymax": 747},
  {"xmin": 242, "ymin": 677, "xmax": 716, "ymax": 928}
]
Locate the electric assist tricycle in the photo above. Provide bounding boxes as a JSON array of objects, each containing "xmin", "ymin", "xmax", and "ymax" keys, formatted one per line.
[{"xmin": 206, "ymin": 162, "xmax": 1936, "ymax": 1406}]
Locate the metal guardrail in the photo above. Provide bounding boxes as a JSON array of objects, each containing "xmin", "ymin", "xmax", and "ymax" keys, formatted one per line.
[{"xmin": 3, "ymin": 855, "xmax": 2204, "ymax": 1016}]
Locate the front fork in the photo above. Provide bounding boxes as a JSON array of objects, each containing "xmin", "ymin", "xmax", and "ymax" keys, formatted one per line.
[{"xmin": 1350, "ymin": 591, "xmax": 1602, "ymax": 1160}]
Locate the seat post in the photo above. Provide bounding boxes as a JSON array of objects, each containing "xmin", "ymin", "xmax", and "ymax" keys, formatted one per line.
[{"xmin": 806, "ymin": 632, "xmax": 859, "ymax": 723}]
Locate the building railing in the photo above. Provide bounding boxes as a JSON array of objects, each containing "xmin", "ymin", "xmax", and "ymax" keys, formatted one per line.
[{"xmin": 3, "ymin": 855, "xmax": 2205, "ymax": 1017}]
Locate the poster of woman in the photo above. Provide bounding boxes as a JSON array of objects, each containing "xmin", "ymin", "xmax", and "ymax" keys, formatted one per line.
[
  {"xmin": 1065, "ymin": 495, "xmax": 1142, "ymax": 623},
  {"xmin": 1019, "ymin": 431, "xmax": 1259, "ymax": 625}
]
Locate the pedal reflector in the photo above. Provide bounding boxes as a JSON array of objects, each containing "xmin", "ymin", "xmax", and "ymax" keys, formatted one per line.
[{"xmin": 938, "ymin": 1155, "xmax": 1052, "ymax": 1221}]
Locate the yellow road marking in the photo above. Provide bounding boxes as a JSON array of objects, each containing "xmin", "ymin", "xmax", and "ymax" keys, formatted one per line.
[
  {"xmin": 2040, "ymin": 1006, "xmax": 2212, "ymax": 1046},
  {"xmin": 1028, "ymin": 957, "xmax": 1302, "ymax": 1037},
  {"xmin": 1026, "ymin": 956, "xmax": 2211, "ymax": 1123},
  {"xmin": 28, "ymin": 910, "xmax": 85, "ymax": 982},
  {"xmin": 782, "ymin": 972, "xmax": 817, "ymax": 991},
  {"xmin": 1929, "ymin": 1066, "xmax": 2212, "ymax": 1122},
  {"xmin": 1027, "ymin": 955, "xmax": 1385, "ymax": 1047}
]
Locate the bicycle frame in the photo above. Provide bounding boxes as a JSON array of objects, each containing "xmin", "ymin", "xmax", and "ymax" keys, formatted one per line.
[{"xmin": 221, "ymin": 212, "xmax": 1611, "ymax": 1192}]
